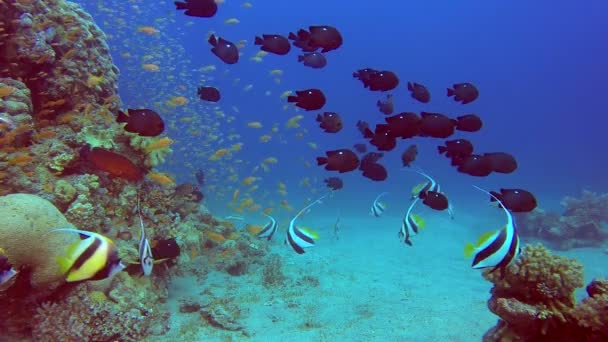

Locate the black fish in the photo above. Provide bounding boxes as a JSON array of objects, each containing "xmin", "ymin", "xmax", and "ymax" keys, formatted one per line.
[
  {"xmin": 208, "ymin": 34, "xmax": 238, "ymax": 64},
  {"xmin": 197, "ymin": 86, "xmax": 220, "ymax": 102},
  {"xmin": 456, "ymin": 154, "xmax": 493, "ymax": 177},
  {"xmin": 353, "ymin": 143, "xmax": 367, "ymax": 154},
  {"xmin": 401, "ymin": 145, "xmax": 418, "ymax": 167},
  {"xmin": 407, "ymin": 82, "xmax": 430, "ymax": 103},
  {"xmin": 419, "ymin": 112, "xmax": 457, "ymax": 138},
  {"xmin": 116, "ymin": 109, "xmax": 164, "ymax": 137},
  {"xmin": 376, "ymin": 94, "xmax": 394, "ymax": 115},
  {"xmin": 420, "ymin": 191, "xmax": 449, "ymax": 211},
  {"xmin": 316, "ymin": 112, "xmax": 342, "ymax": 133},
  {"xmin": 489, "ymin": 188, "xmax": 537, "ymax": 213},
  {"xmin": 316, "ymin": 149, "xmax": 359, "ymax": 173},
  {"xmin": 368, "ymin": 124, "xmax": 396, "ymax": 151},
  {"xmin": 484, "ymin": 152, "xmax": 517, "ymax": 174},
  {"xmin": 456, "ymin": 114, "xmax": 482, "ymax": 132},
  {"xmin": 174, "ymin": 0, "xmax": 217, "ymax": 18},
  {"xmin": 324, "ymin": 177, "xmax": 343, "ymax": 190},
  {"xmin": 438, "ymin": 139, "xmax": 474, "ymax": 159},
  {"xmin": 308, "ymin": 25, "xmax": 343, "ymax": 53},
  {"xmin": 367, "ymin": 71, "xmax": 399, "ymax": 91},
  {"xmin": 288, "ymin": 29, "xmax": 317, "ymax": 52},
  {"xmin": 287, "ymin": 89, "xmax": 326, "ymax": 111},
  {"xmin": 361, "ymin": 162, "xmax": 387, "ymax": 181},
  {"xmin": 447, "ymin": 83, "xmax": 479, "ymax": 104},
  {"xmin": 385, "ymin": 112, "xmax": 421, "ymax": 139},
  {"xmin": 298, "ymin": 52, "xmax": 326, "ymax": 69},
  {"xmin": 254, "ymin": 34, "xmax": 291, "ymax": 55}
]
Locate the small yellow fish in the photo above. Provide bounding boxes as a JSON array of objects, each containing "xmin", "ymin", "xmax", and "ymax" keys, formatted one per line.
[
  {"xmin": 242, "ymin": 176, "xmax": 257, "ymax": 186},
  {"xmin": 243, "ymin": 84, "xmax": 253, "ymax": 92},
  {"xmin": 225, "ymin": 18, "xmax": 240, "ymax": 25},
  {"xmin": 286, "ymin": 115, "xmax": 304, "ymax": 128},
  {"xmin": 269, "ymin": 69, "xmax": 283, "ymax": 76},
  {"xmin": 263, "ymin": 157, "xmax": 278, "ymax": 164},
  {"xmin": 142, "ymin": 63, "xmax": 160, "ymax": 72},
  {"xmin": 259, "ymin": 135, "xmax": 271, "ymax": 143},
  {"xmin": 209, "ymin": 148, "xmax": 230, "ymax": 160},
  {"xmin": 247, "ymin": 121, "xmax": 263, "ymax": 128},
  {"xmin": 280, "ymin": 90, "xmax": 292, "ymax": 99},
  {"xmin": 250, "ymin": 56, "xmax": 263, "ymax": 63},
  {"xmin": 242, "ymin": 2, "xmax": 253, "ymax": 8}
]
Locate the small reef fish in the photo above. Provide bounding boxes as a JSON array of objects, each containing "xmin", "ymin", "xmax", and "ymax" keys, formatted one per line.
[
  {"xmin": 137, "ymin": 197, "xmax": 154, "ymax": 276},
  {"xmin": 370, "ymin": 192, "xmax": 388, "ymax": 217},
  {"xmin": 464, "ymin": 186, "xmax": 521, "ymax": 275},
  {"xmin": 447, "ymin": 82, "xmax": 479, "ymax": 104},
  {"xmin": 398, "ymin": 198, "xmax": 425, "ymax": 246},
  {"xmin": 174, "ymin": 0, "xmax": 218, "ymax": 18},
  {"xmin": 52, "ymin": 229, "xmax": 125, "ymax": 282},
  {"xmin": 409, "ymin": 169, "xmax": 449, "ymax": 211},
  {"xmin": 257, "ymin": 214, "xmax": 278, "ymax": 241},
  {"xmin": 286, "ymin": 195, "xmax": 327, "ymax": 254},
  {"xmin": 0, "ymin": 251, "xmax": 18, "ymax": 289}
]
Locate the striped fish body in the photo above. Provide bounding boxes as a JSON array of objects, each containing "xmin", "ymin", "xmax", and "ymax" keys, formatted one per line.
[
  {"xmin": 418, "ymin": 181, "xmax": 440, "ymax": 199},
  {"xmin": 471, "ymin": 225, "xmax": 520, "ymax": 270},
  {"xmin": 287, "ymin": 225, "xmax": 316, "ymax": 254},
  {"xmin": 138, "ymin": 211, "xmax": 154, "ymax": 276},
  {"xmin": 399, "ymin": 198, "xmax": 420, "ymax": 246},
  {"xmin": 54, "ymin": 229, "xmax": 125, "ymax": 282},
  {"xmin": 258, "ymin": 215, "xmax": 278, "ymax": 240},
  {"xmin": 371, "ymin": 201, "xmax": 386, "ymax": 217}
]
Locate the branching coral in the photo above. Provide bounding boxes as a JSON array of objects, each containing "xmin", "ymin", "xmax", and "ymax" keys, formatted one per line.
[{"xmin": 482, "ymin": 244, "xmax": 608, "ymax": 341}]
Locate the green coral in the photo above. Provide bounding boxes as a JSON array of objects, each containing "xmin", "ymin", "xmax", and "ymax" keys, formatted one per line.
[
  {"xmin": 53, "ymin": 179, "xmax": 76, "ymax": 204},
  {"xmin": 77, "ymin": 125, "xmax": 116, "ymax": 149},
  {"xmin": 130, "ymin": 135, "xmax": 173, "ymax": 167}
]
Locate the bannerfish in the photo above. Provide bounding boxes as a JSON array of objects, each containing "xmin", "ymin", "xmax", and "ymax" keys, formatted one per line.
[
  {"xmin": 0, "ymin": 253, "xmax": 17, "ymax": 288},
  {"xmin": 52, "ymin": 229, "xmax": 125, "ymax": 282},
  {"xmin": 257, "ymin": 214, "xmax": 278, "ymax": 241},
  {"xmin": 409, "ymin": 169, "xmax": 449, "ymax": 211},
  {"xmin": 286, "ymin": 195, "xmax": 327, "ymax": 254},
  {"xmin": 465, "ymin": 186, "xmax": 521, "ymax": 275},
  {"xmin": 398, "ymin": 198, "xmax": 425, "ymax": 246},
  {"xmin": 370, "ymin": 192, "xmax": 388, "ymax": 217},
  {"xmin": 137, "ymin": 197, "xmax": 154, "ymax": 276}
]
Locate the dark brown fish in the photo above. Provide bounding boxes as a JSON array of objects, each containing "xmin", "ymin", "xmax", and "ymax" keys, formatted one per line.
[
  {"xmin": 385, "ymin": 112, "xmax": 421, "ymax": 139},
  {"xmin": 197, "ymin": 86, "xmax": 220, "ymax": 102},
  {"xmin": 316, "ymin": 149, "xmax": 359, "ymax": 173},
  {"xmin": 376, "ymin": 94, "xmax": 394, "ymax": 115},
  {"xmin": 174, "ymin": 0, "xmax": 217, "ymax": 18},
  {"xmin": 316, "ymin": 112, "xmax": 342, "ymax": 133},
  {"xmin": 298, "ymin": 52, "xmax": 326, "ymax": 69},
  {"xmin": 455, "ymin": 154, "xmax": 493, "ymax": 177},
  {"xmin": 407, "ymin": 82, "xmax": 430, "ymax": 103},
  {"xmin": 287, "ymin": 89, "xmax": 326, "ymax": 111},
  {"xmin": 419, "ymin": 112, "xmax": 457, "ymax": 138},
  {"xmin": 254, "ymin": 34, "xmax": 291, "ymax": 55},
  {"xmin": 484, "ymin": 152, "xmax": 517, "ymax": 174},
  {"xmin": 489, "ymin": 188, "xmax": 537, "ymax": 212},
  {"xmin": 401, "ymin": 145, "xmax": 418, "ymax": 167},
  {"xmin": 117, "ymin": 109, "xmax": 164, "ymax": 137},
  {"xmin": 308, "ymin": 25, "xmax": 343, "ymax": 53},
  {"xmin": 367, "ymin": 71, "xmax": 399, "ymax": 92},
  {"xmin": 456, "ymin": 114, "xmax": 482, "ymax": 132},
  {"xmin": 438, "ymin": 139, "xmax": 474, "ymax": 159},
  {"xmin": 447, "ymin": 83, "xmax": 479, "ymax": 104},
  {"xmin": 208, "ymin": 34, "xmax": 238, "ymax": 64},
  {"xmin": 324, "ymin": 177, "xmax": 343, "ymax": 190}
]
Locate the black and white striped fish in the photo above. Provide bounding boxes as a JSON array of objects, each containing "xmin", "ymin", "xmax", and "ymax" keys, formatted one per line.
[
  {"xmin": 257, "ymin": 214, "xmax": 278, "ymax": 241},
  {"xmin": 286, "ymin": 195, "xmax": 327, "ymax": 254},
  {"xmin": 464, "ymin": 186, "xmax": 521, "ymax": 274},
  {"xmin": 398, "ymin": 198, "xmax": 425, "ymax": 246},
  {"xmin": 137, "ymin": 197, "xmax": 154, "ymax": 276},
  {"xmin": 370, "ymin": 192, "xmax": 388, "ymax": 217}
]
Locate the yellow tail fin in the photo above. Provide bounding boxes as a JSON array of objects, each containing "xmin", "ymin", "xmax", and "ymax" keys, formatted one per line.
[
  {"xmin": 464, "ymin": 243, "xmax": 476, "ymax": 258},
  {"xmin": 300, "ymin": 227, "xmax": 320, "ymax": 240}
]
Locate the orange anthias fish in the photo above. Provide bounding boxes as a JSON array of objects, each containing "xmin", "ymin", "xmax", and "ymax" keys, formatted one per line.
[{"xmin": 82, "ymin": 147, "xmax": 143, "ymax": 181}]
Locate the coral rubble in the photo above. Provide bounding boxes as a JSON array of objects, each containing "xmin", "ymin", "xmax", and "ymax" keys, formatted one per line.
[
  {"xmin": 515, "ymin": 190, "xmax": 608, "ymax": 250},
  {"xmin": 482, "ymin": 244, "xmax": 608, "ymax": 341}
]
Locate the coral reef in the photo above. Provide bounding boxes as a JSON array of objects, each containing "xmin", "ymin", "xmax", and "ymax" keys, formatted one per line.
[
  {"xmin": 482, "ymin": 244, "xmax": 608, "ymax": 341},
  {"xmin": 0, "ymin": 193, "xmax": 76, "ymax": 291},
  {"xmin": 515, "ymin": 190, "xmax": 608, "ymax": 250},
  {"xmin": 32, "ymin": 275, "xmax": 170, "ymax": 341}
]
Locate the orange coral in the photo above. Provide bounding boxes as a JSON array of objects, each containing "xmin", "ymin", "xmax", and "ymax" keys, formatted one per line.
[{"xmin": 7, "ymin": 153, "xmax": 32, "ymax": 166}]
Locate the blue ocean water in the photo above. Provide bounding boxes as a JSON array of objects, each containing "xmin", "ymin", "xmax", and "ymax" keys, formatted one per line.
[
  {"xmin": 61, "ymin": 0, "xmax": 608, "ymax": 340},
  {"xmin": 76, "ymin": 0, "xmax": 608, "ymax": 223}
]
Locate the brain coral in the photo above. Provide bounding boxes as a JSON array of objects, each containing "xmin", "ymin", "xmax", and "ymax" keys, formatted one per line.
[{"xmin": 0, "ymin": 193, "xmax": 76, "ymax": 291}]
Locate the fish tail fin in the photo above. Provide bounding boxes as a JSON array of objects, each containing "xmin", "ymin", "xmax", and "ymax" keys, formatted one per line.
[
  {"xmin": 174, "ymin": 1, "xmax": 187, "ymax": 10},
  {"xmin": 437, "ymin": 146, "xmax": 446, "ymax": 154},
  {"xmin": 207, "ymin": 34, "xmax": 217, "ymax": 46},
  {"xmin": 254, "ymin": 36, "xmax": 263, "ymax": 45},
  {"xmin": 316, "ymin": 157, "xmax": 327, "ymax": 166},
  {"xmin": 315, "ymin": 114, "xmax": 322, "ymax": 122},
  {"xmin": 464, "ymin": 243, "xmax": 475, "ymax": 258},
  {"xmin": 288, "ymin": 32, "xmax": 297, "ymax": 40},
  {"xmin": 116, "ymin": 110, "xmax": 128, "ymax": 123},
  {"xmin": 407, "ymin": 82, "xmax": 413, "ymax": 91},
  {"xmin": 363, "ymin": 128, "xmax": 374, "ymax": 139},
  {"xmin": 287, "ymin": 95, "xmax": 297, "ymax": 103},
  {"xmin": 447, "ymin": 87, "xmax": 454, "ymax": 97},
  {"xmin": 298, "ymin": 55, "xmax": 304, "ymax": 62}
]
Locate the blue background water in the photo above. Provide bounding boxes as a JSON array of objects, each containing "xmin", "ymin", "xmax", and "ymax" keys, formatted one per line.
[{"xmin": 78, "ymin": 0, "xmax": 608, "ymax": 220}]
